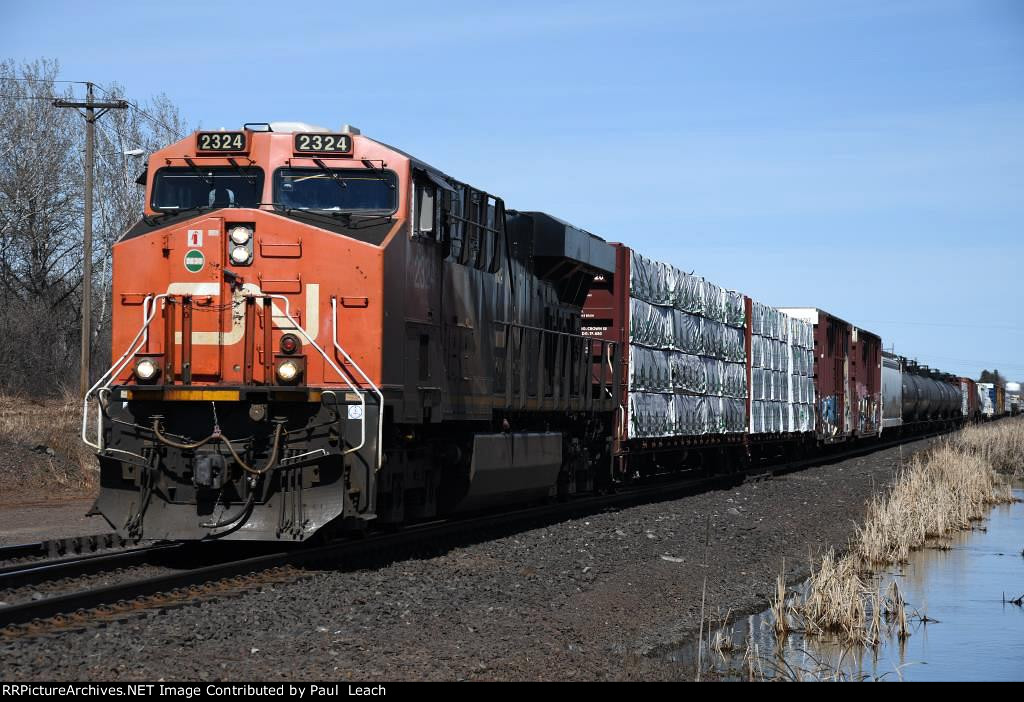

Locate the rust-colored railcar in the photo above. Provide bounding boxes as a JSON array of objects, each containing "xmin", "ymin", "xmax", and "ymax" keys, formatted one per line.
[
  {"xmin": 851, "ymin": 326, "xmax": 882, "ymax": 438},
  {"xmin": 959, "ymin": 377, "xmax": 978, "ymax": 419},
  {"xmin": 582, "ymin": 244, "xmax": 749, "ymax": 477},
  {"xmin": 777, "ymin": 308, "xmax": 881, "ymax": 442}
]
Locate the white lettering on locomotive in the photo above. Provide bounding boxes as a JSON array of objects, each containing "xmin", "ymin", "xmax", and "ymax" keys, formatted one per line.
[{"xmin": 167, "ymin": 282, "xmax": 319, "ymax": 345}]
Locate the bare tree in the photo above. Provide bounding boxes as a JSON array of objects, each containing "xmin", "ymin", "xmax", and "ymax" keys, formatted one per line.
[
  {"xmin": 89, "ymin": 84, "xmax": 187, "ymax": 374},
  {"xmin": 0, "ymin": 58, "xmax": 188, "ymax": 395},
  {"xmin": 0, "ymin": 59, "xmax": 82, "ymax": 394}
]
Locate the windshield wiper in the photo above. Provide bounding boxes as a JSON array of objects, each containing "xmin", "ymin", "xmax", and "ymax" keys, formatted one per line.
[
  {"xmin": 328, "ymin": 211, "xmax": 394, "ymax": 228},
  {"xmin": 329, "ymin": 210, "xmax": 392, "ymax": 220},
  {"xmin": 270, "ymin": 205, "xmax": 392, "ymax": 228},
  {"xmin": 183, "ymin": 157, "xmax": 214, "ymax": 186},
  {"xmin": 265, "ymin": 204, "xmax": 349, "ymax": 224},
  {"xmin": 312, "ymin": 158, "xmax": 349, "ymax": 191},
  {"xmin": 151, "ymin": 203, "xmax": 215, "ymax": 223},
  {"xmin": 227, "ymin": 157, "xmax": 259, "ymax": 185},
  {"xmin": 360, "ymin": 159, "xmax": 395, "ymax": 189}
]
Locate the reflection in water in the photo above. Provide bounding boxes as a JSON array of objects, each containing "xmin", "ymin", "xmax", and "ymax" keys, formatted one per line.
[{"xmin": 671, "ymin": 487, "xmax": 1024, "ymax": 681}]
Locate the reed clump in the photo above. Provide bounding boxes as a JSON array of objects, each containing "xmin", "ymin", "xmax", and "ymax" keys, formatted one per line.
[
  {"xmin": 793, "ymin": 421, "xmax": 1020, "ymax": 645},
  {"xmin": 950, "ymin": 419, "xmax": 1024, "ymax": 477},
  {"xmin": 856, "ymin": 444, "xmax": 1012, "ymax": 564},
  {"xmin": 801, "ymin": 548, "xmax": 867, "ymax": 640}
]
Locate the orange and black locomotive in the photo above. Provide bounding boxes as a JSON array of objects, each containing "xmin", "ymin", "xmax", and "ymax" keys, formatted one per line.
[{"xmin": 88, "ymin": 123, "xmax": 619, "ymax": 541}]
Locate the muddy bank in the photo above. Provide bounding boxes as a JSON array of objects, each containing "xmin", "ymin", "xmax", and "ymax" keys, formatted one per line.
[
  {"xmin": 1, "ymin": 437, "xmax": 939, "ymax": 681},
  {"xmin": 0, "ymin": 498, "xmax": 106, "ymax": 546},
  {"xmin": 0, "ymin": 440, "xmax": 97, "ymax": 506},
  {"xmin": 0, "ymin": 395, "xmax": 97, "ymax": 504}
]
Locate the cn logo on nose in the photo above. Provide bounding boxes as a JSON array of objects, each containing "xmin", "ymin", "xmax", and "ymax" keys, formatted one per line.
[{"xmin": 184, "ymin": 250, "xmax": 205, "ymax": 273}]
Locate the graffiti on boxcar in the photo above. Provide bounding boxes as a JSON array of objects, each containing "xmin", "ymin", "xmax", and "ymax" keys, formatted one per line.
[{"xmin": 819, "ymin": 394, "xmax": 839, "ymax": 437}]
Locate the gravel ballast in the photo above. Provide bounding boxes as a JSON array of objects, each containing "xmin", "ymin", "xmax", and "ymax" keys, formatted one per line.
[{"xmin": 0, "ymin": 437, "xmax": 937, "ymax": 681}]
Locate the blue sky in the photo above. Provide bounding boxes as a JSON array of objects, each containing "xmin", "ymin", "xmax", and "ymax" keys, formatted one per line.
[{"xmin": 4, "ymin": 0, "xmax": 1023, "ymax": 379}]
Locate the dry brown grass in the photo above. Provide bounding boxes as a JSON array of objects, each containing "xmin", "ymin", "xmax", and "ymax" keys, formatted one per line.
[
  {"xmin": 950, "ymin": 418, "xmax": 1024, "ymax": 477},
  {"xmin": 0, "ymin": 393, "xmax": 96, "ymax": 498},
  {"xmin": 790, "ymin": 420, "xmax": 1020, "ymax": 646},
  {"xmin": 856, "ymin": 443, "xmax": 1012, "ymax": 564},
  {"xmin": 769, "ymin": 571, "xmax": 791, "ymax": 639},
  {"xmin": 802, "ymin": 548, "xmax": 868, "ymax": 641}
]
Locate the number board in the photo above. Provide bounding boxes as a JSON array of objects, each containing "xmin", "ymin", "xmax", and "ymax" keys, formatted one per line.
[
  {"xmin": 294, "ymin": 133, "xmax": 352, "ymax": 154},
  {"xmin": 196, "ymin": 131, "xmax": 247, "ymax": 153}
]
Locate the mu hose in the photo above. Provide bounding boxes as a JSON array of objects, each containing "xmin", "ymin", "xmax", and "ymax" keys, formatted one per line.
[
  {"xmin": 151, "ymin": 420, "xmax": 285, "ymax": 476},
  {"xmin": 199, "ymin": 490, "xmax": 257, "ymax": 530}
]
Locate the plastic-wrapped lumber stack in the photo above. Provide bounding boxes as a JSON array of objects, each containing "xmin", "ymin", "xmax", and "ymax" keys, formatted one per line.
[
  {"xmin": 627, "ymin": 251, "xmax": 746, "ymax": 438},
  {"xmin": 749, "ymin": 302, "xmax": 815, "ymax": 434}
]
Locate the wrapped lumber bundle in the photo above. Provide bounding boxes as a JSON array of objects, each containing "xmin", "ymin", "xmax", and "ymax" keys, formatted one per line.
[
  {"xmin": 749, "ymin": 300, "xmax": 815, "ymax": 434},
  {"xmin": 627, "ymin": 250, "xmax": 746, "ymax": 438}
]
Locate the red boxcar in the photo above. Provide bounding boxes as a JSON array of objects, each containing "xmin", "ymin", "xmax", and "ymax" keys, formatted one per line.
[
  {"xmin": 959, "ymin": 377, "xmax": 980, "ymax": 420},
  {"xmin": 851, "ymin": 325, "xmax": 882, "ymax": 438},
  {"xmin": 777, "ymin": 308, "xmax": 881, "ymax": 443}
]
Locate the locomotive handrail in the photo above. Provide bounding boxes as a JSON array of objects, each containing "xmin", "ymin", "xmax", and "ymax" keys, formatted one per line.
[
  {"xmin": 263, "ymin": 294, "xmax": 368, "ymax": 459},
  {"xmin": 82, "ymin": 294, "xmax": 165, "ymax": 450},
  {"xmin": 331, "ymin": 297, "xmax": 384, "ymax": 472}
]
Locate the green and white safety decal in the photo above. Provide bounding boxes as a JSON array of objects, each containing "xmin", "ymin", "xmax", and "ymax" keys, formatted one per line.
[{"xmin": 184, "ymin": 249, "xmax": 205, "ymax": 273}]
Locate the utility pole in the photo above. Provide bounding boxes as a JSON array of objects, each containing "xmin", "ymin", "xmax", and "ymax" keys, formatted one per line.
[{"xmin": 54, "ymin": 83, "xmax": 129, "ymax": 396}]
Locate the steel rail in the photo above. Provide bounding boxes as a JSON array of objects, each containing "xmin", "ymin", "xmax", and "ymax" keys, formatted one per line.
[
  {"xmin": 0, "ymin": 542, "xmax": 183, "ymax": 589},
  {"xmin": 0, "ymin": 533, "xmax": 140, "ymax": 564}
]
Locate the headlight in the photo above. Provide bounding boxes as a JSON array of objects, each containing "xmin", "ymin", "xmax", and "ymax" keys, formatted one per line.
[
  {"xmin": 135, "ymin": 358, "xmax": 159, "ymax": 381},
  {"xmin": 230, "ymin": 245, "xmax": 251, "ymax": 264},
  {"xmin": 229, "ymin": 225, "xmax": 252, "ymax": 245},
  {"xmin": 276, "ymin": 359, "xmax": 299, "ymax": 383}
]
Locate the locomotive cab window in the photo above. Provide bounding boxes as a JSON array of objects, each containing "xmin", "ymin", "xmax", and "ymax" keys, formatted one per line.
[
  {"xmin": 151, "ymin": 167, "xmax": 264, "ymax": 211},
  {"xmin": 414, "ymin": 180, "xmax": 437, "ymax": 238},
  {"xmin": 445, "ymin": 188, "xmax": 464, "ymax": 261},
  {"xmin": 273, "ymin": 168, "xmax": 398, "ymax": 214}
]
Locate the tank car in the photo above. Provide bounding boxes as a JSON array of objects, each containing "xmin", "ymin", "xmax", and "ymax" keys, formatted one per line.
[{"xmin": 881, "ymin": 354, "xmax": 963, "ymax": 434}]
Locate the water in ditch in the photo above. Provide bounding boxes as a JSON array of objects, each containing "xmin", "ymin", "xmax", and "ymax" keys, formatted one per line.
[{"xmin": 670, "ymin": 485, "xmax": 1024, "ymax": 681}]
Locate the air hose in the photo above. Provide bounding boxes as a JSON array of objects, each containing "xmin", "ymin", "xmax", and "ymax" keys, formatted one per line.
[{"xmin": 151, "ymin": 419, "xmax": 285, "ymax": 476}]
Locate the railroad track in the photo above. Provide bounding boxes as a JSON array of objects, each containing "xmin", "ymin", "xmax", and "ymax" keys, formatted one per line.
[
  {"xmin": 0, "ymin": 532, "xmax": 141, "ymax": 564},
  {"xmin": 0, "ymin": 541, "xmax": 183, "ymax": 589},
  {"xmin": 0, "ymin": 429, "xmax": 948, "ymax": 641}
]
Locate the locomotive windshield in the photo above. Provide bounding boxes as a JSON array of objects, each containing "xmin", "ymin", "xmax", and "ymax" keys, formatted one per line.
[
  {"xmin": 273, "ymin": 168, "xmax": 397, "ymax": 213},
  {"xmin": 151, "ymin": 167, "xmax": 264, "ymax": 211}
]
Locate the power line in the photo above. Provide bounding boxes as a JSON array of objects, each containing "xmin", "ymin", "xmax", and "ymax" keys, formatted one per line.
[
  {"xmin": 92, "ymin": 82, "xmax": 184, "ymax": 140},
  {"xmin": 0, "ymin": 77, "xmax": 89, "ymax": 85},
  {"xmin": 1, "ymin": 78, "xmax": 185, "ymax": 140},
  {"xmin": 860, "ymin": 319, "xmax": 1024, "ymax": 332}
]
